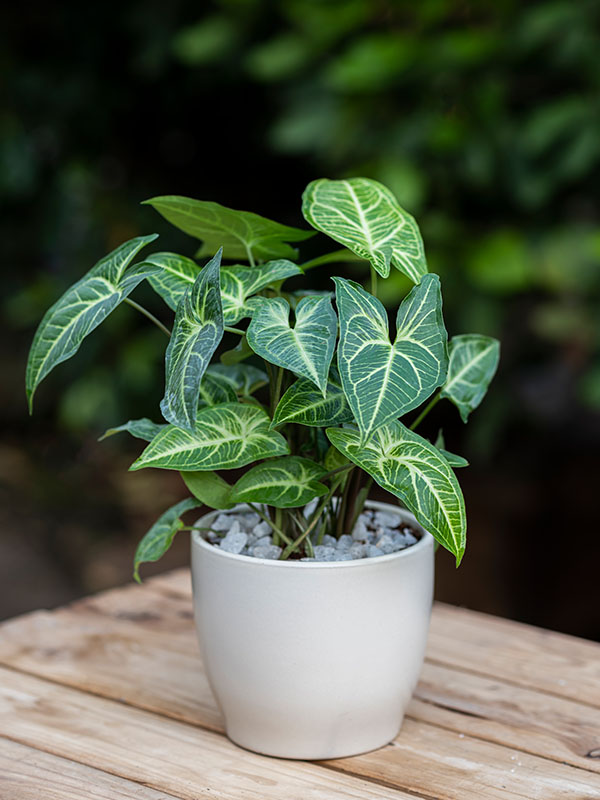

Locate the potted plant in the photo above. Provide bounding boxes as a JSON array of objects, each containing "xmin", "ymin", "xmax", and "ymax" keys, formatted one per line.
[{"xmin": 26, "ymin": 177, "xmax": 499, "ymax": 759}]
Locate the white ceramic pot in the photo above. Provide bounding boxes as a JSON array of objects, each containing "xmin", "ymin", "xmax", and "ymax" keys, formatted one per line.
[{"xmin": 190, "ymin": 500, "xmax": 434, "ymax": 759}]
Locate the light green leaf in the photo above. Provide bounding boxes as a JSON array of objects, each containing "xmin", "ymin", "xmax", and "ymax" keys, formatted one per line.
[
  {"xmin": 433, "ymin": 430, "xmax": 469, "ymax": 468},
  {"xmin": 302, "ymin": 177, "xmax": 427, "ymax": 281},
  {"xmin": 334, "ymin": 274, "xmax": 448, "ymax": 442},
  {"xmin": 441, "ymin": 334, "xmax": 500, "ymax": 423},
  {"xmin": 231, "ymin": 456, "xmax": 328, "ymax": 508},
  {"xmin": 130, "ymin": 403, "xmax": 289, "ymax": 471},
  {"xmin": 246, "ymin": 295, "xmax": 337, "ymax": 393},
  {"xmin": 145, "ymin": 252, "xmax": 200, "ymax": 311},
  {"xmin": 144, "ymin": 195, "xmax": 314, "ymax": 261},
  {"xmin": 133, "ymin": 497, "xmax": 200, "ymax": 582},
  {"xmin": 272, "ymin": 369, "xmax": 354, "ymax": 427},
  {"xmin": 327, "ymin": 422, "xmax": 466, "ymax": 564},
  {"xmin": 181, "ymin": 471, "xmax": 234, "ymax": 509},
  {"xmin": 206, "ymin": 363, "xmax": 268, "ymax": 396},
  {"xmin": 160, "ymin": 249, "xmax": 224, "ymax": 430},
  {"xmin": 26, "ymin": 234, "xmax": 158, "ymax": 411},
  {"xmin": 197, "ymin": 372, "xmax": 237, "ymax": 407},
  {"xmin": 99, "ymin": 418, "xmax": 167, "ymax": 442}
]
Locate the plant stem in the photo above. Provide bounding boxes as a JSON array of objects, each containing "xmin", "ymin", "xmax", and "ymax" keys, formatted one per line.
[
  {"xmin": 370, "ymin": 266, "xmax": 378, "ymax": 297},
  {"xmin": 280, "ymin": 477, "xmax": 343, "ymax": 559},
  {"xmin": 409, "ymin": 392, "xmax": 441, "ymax": 431},
  {"xmin": 245, "ymin": 244, "xmax": 256, "ymax": 268},
  {"xmin": 320, "ymin": 462, "xmax": 353, "ymax": 482},
  {"xmin": 271, "ymin": 367, "xmax": 284, "ymax": 416},
  {"xmin": 224, "ymin": 326, "xmax": 245, "ymax": 336},
  {"xmin": 300, "ymin": 249, "xmax": 354, "ymax": 271},
  {"xmin": 124, "ymin": 298, "xmax": 171, "ymax": 337},
  {"xmin": 246, "ymin": 503, "xmax": 293, "ymax": 546}
]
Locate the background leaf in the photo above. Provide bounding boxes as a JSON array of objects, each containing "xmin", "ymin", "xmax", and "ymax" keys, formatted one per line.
[
  {"xmin": 327, "ymin": 421, "xmax": 466, "ymax": 564},
  {"xmin": 230, "ymin": 456, "xmax": 328, "ymax": 507},
  {"xmin": 144, "ymin": 195, "xmax": 314, "ymax": 261},
  {"xmin": 145, "ymin": 252, "xmax": 200, "ymax": 311},
  {"xmin": 197, "ymin": 372, "xmax": 237, "ymax": 407},
  {"xmin": 130, "ymin": 403, "xmax": 289, "ymax": 471},
  {"xmin": 206, "ymin": 363, "xmax": 268, "ymax": 396},
  {"xmin": 160, "ymin": 249, "xmax": 224, "ymax": 430},
  {"xmin": 272, "ymin": 370, "xmax": 354, "ymax": 427},
  {"xmin": 133, "ymin": 497, "xmax": 200, "ymax": 582},
  {"xmin": 246, "ymin": 295, "xmax": 337, "ymax": 393},
  {"xmin": 441, "ymin": 334, "xmax": 501, "ymax": 423},
  {"xmin": 302, "ymin": 177, "xmax": 427, "ymax": 280},
  {"xmin": 334, "ymin": 274, "xmax": 448, "ymax": 441},
  {"xmin": 219, "ymin": 260, "xmax": 302, "ymax": 323},
  {"xmin": 99, "ymin": 418, "xmax": 167, "ymax": 442}
]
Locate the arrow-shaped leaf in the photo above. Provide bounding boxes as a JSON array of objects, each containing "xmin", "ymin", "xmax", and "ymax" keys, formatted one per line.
[
  {"xmin": 327, "ymin": 422, "xmax": 466, "ymax": 565},
  {"xmin": 272, "ymin": 369, "xmax": 354, "ymax": 428},
  {"xmin": 334, "ymin": 274, "xmax": 448, "ymax": 442},
  {"xmin": 441, "ymin": 334, "xmax": 500, "ymax": 423},
  {"xmin": 133, "ymin": 497, "xmax": 200, "ymax": 582},
  {"xmin": 433, "ymin": 430, "xmax": 469, "ymax": 468},
  {"xmin": 26, "ymin": 234, "xmax": 158, "ymax": 410},
  {"xmin": 246, "ymin": 295, "xmax": 337, "ymax": 394},
  {"xmin": 206, "ymin": 363, "xmax": 268, "ymax": 396},
  {"xmin": 197, "ymin": 372, "xmax": 237, "ymax": 408},
  {"xmin": 231, "ymin": 456, "xmax": 328, "ymax": 508},
  {"xmin": 160, "ymin": 249, "xmax": 224, "ymax": 431},
  {"xmin": 302, "ymin": 178, "xmax": 427, "ymax": 281},
  {"xmin": 144, "ymin": 252, "xmax": 200, "ymax": 311},
  {"xmin": 130, "ymin": 403, "xmax": 289, "ymax": 471},
  {"xmin": 99, "ymin": 418, "xmax": 167, "ymax": 442},
  {"xmin": 144, "ymin": 195, "xmax": 314, "ymax": 261}
]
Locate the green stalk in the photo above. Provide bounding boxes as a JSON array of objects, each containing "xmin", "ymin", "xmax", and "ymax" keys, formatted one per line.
[
  {"xmin": 280, "ymin": 477, "xmax": 344, "ymax": 559},
  {"xmin": 245, "ymin": 244, "xmax": 256, "ymax": 268},
  {"xmin": 224, "ymin": 326, "xmax": 245, "ymax": 336},
  {"xmin": 246, "ymin": 503, "xmax": 293, "ymax": 546},
  {"xmin": 300, "ymin": 249, "xmax": 355, "ymax": 271},
  {"xmin": 370, "ymin": 266, "xmax": 378, "ymax": 297},
  {"xmin": 124, "ymin": 298, "xmax": 171, "ymax": 337},
  {"xmin": 409, "ymin": 392, "xmax": 441, "ymax": 431}
]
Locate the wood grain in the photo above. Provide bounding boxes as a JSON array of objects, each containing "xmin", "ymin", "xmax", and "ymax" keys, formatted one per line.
[{"xmin": 0, "ymin": 738, "xmax": 180, "ymax": 799}]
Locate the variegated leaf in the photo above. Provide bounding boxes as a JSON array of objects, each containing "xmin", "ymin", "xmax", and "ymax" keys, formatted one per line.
[
  {"xmin": 334, "ymin": 274, "xmax": 448, "ymax": 442},
  {"xmin": 441, "ymin": 334, "xmax": 500, "ymax": 423},
  {"xmin": 246, "ymin": 295, "xmax": 337, "ymax": 394},
  {"xmin": 302, "ymin": 177, "xmax": 427, "ymax": 281},
  {"xmin": 197, "ymin": 372, "xmax": 237, "ymax": 407},
  {"xmin": 160, "ymin": 250, "xmax": 224, "ymax": 430},
  {"xmin": 433, "ymin": 430, "xmax": 469, "ymax": 468},
  {"xmin": 26, "ymin": 234, "xmax": 158, "ymax": 410},
  {"xmin": 272, "ymin": 369, "xmax": 354, "ymax": 428},
  {"xmin": 144, "ymin": 252, "xmax": 200, "ymax": 311},
  {"xmin": 327, "ymin": 422, "xmax": 466, "ymax": 564},
  {"xmin": 133, "ymin": 497, "xmax": 200, "ymax": 582},
  {"xmin": 99, "ymin": 418, "xmax": 167, "ymax": 442},
  {"xmin": 231, "ymin": 456, "xmax": 328, "ymax": 508},
  {"xmin": 130, "ymin": 403, "xmax": 289, "ymax": 471},
  {"xmin": 144, "ymin": 195, "xmax": 314, "ymax": 261},
  {"xmin": 206, "ymin": 363, "xmax": 268, "ymax": 396}
]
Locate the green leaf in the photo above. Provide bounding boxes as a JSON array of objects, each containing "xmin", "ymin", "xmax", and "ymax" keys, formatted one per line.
[
  {"xmin": 220, "ymin": 335, "xmax": 253, "ymax": 365},
  {"xmin": 246, "ymin": 295, "xmax": 337, "ymax": 394},
  {"xmin": 130, "ymin": 403, "xmax": 289, "ymax": 471},
  {"xmin": 133, "ymin": 497, "xmax": 200, "ymax": 582},
  {"xmin": 440, "ymin": 334, "xmax": 500, "ymax": 423},
  {"xmin": 327, "ymin": 422, "xmax": 466, "ymax": 565},
  {"xmin": 181, "ymin": 471, "xmax": 234, "ymax": 509},
  {"xmin": 302, "ymin": 177, "xmax": 427, "ymax": 281},
  {"xmin": 197, "ymin": 372, "xmax": 237, "ymax": 407},
  {"xmin": 206, "ymin": 363, "xmax": 268, "ymax": 396},
  {"xmin": 143, "ymin": 195, "xmax": 314, "ymax": 261},
  {"xmin": 433, "ymin": 430, "xmax": 469, "ymax": 468},
  {"xmin": 145, "ymin": 252, "xmax": 200, "ymax": 311},
  {"xmin": 272, "ymin": 369, "xmax": 354, "ymax": 427},
  {"xmin": 26, "ymin": 234, "xmax": 158, "ymax": 411},
  {"xmin": 230, "ymin": 456, "xmax": 328, "ymax": 508},
  {"xmin": 99, "ymin": 418, "xmax": 167, "ymax": 442},
  {"xmin": 160, "ymin": 249, "xmax": 224, "ymax": 430},
  {"xmin": 334, "ymin": 274, "xmax": 448, "ymax": 442}
]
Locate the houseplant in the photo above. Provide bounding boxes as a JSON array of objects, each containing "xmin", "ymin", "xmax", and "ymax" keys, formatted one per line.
[{"xmin": 26, "ymin": 177, "xmax": 499, "ymax": 758}]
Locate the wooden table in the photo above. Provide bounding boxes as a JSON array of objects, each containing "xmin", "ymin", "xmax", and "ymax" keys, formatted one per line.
[{"xmin": 0, "ymin": 569, "xmax": 598, "ymax": 799}]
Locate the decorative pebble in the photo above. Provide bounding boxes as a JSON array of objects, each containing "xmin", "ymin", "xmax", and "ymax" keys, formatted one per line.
[
  {"xmin": 374, "ymin": 511, "xmax": 402, "ymax": 528},
  {"xmin": 352, "ymin": 519, "xmax": 369, "ymax": 541},
  {"xmin": 350, "ymin": 543, "xmax": 366, "ymax": 559},
  {"xmin": 219, "ymin": 523, "xmax": 248, "ymax": 554},
  {"xmin": 313, "ymin": 545, "xmax": 337, "ymax": 561},
  {"xmin": 212, "ymin": 514, "xmax": 234, "ymax": 531},
  {"xmin": 253, "ymin": 521, "xmax": 271, "ymax": 538},
  {"xmin": 366, "ymin": 545, "xmax": 384, "ymax": 557},
  {"xmin": 337, "ymin": 534, "xmax": 353, "ymax": 550},
  {"xmin": 253, "ymin": 535, "xmax": 272, "ymax": 549},
  {"xmin": 251, "ymin": 545, "xmax": 282, "ymax": 560}
]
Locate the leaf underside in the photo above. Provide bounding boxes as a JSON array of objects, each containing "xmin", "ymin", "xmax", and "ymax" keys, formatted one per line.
[{"xmin": 134, "ymin": 497, "xmax": 200, "ymax": 582}]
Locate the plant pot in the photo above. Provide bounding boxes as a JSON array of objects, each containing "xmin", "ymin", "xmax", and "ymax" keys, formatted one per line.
[{"xmin": 190, "ymin": 500, "xmax": 434, "ymax": 759}]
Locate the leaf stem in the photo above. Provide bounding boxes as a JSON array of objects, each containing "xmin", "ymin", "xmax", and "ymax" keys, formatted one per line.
[
  {"xmin": 124, "ymin": 298, "xmax": 171, "ymax": 337},
  {"xmin": 271, "ymin": 367, "xmax": 284, "ymax": 416},
  {"xmin": 410, "ymin": 392, "xmax": 441, "ymax": 431},
  {"xmin": 246, "ymin": 503, "xmax": 293, "ymax": 546},
  {"xmin": 245, "ymin": 244, "xmax": 256, "ymax": 268},
  {"xmin": 320, "ymin": 462, "xmax": 353, "ymax": 482},
  {"xmin": 300, "ymin": 249, "xmax": 355, "ymax": 271},
  {"xmin": 280, "ymin": 477, "xmax": 344, "ymax": 559},
  {"xmin": 224, "ymin": 326, "xmax": 245, "ymax": 336},
  {"xmin": 370, "ymin": 266, "xmax": 378, "ymax": 298}
]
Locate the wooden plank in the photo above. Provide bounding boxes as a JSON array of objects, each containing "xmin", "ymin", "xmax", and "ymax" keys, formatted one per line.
[
  {"xmin": 0, "ymin": 667, "xmax": 414, "ymax": 800},
  {"xmin": 1, "ymin": 577, "xmax": 599, "ymax": 775},
  {"xmin": 0, "ymin": 738, "xmax": 179, "ymax": 799}
]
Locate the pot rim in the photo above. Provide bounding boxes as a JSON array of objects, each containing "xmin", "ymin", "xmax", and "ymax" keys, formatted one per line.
[{"xmin": 191, "ymin": 499, "xmax": 434, "ymax": 570}]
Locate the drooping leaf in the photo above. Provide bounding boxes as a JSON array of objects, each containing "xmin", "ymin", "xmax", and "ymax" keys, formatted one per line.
[
  {"xmin": 181, "ymin": 471, "xmax": 234, "ymax": 509},
  {"xmin": 230, "ymin": 456, "xmax": 328, "ymax": 508},
  {"xmin": 206, "ymin": 363, "xmax": 268, "ymax": 396},
  {"xmin": 440, "ymin": 334, "xmax": 500, "ymax": 423},
  {"xmin": 272, "ymin": 369, "xmax": 354, "ymax": 427},
  {"xmin": 433, "ymin": 430, "xmax": 469, "ymax": 468},
  {"xmin": 334, "ymin": 274, "xmax": 448, "ymax": 442},
  {"xmin": 160, "ymin": 249, "xmax": 224, "ymax": 430},
  {"xmin": 220, "ymin": 335, "xmax": 253, "ymax": 365},
  {"xmin": 99, "ymin": 418, "xmax": 167, "ymax": 442},
  {"xmin": 133, "ymin": 497, "xmax": 200, "ymax": 582},
  {"xmin": 302, "ymin": 178, "xmax": 427, "ymax": 281},
  {"xmin": 327, "ymin": 422, "xmax": 466, "ymax": 565},
  {"xmin": 26, "ymin": 234, "xmax": 158, "ymax": 410},
  {"xmin": 130, "ymin": 403, "xmax": 289, "ymax": 471},
  {"xmin": 144, "ymin": 195, "xmax": 314, "ymax": 261},
  {"xmin": 197, "ymin": 372, "xmax": 237, "ymax": 407},
  {"xmin": 144, "ymin": 252, "xmax": 200, "ymax": 311},
  {"xmin": 246, "ymin": 295, "xmax": 337, "ymax": 394}
]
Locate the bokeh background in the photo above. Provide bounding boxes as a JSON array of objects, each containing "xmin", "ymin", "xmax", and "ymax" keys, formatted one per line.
[{"xmin": 2, "ymin": 0, "xmax": 599, "ymax": 638}]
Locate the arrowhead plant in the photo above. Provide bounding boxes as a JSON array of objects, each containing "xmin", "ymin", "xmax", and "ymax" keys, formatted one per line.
[{"xmin": 26, "ymin": 177, "xmax": 500, "ymax": 579}]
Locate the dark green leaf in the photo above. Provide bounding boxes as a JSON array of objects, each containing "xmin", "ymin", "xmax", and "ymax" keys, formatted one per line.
[
  {"xmin": 272, "ymin": 370, "xmax": 354, "ymax": 427},
  {"xmin": 99, "ymin": 418, "xmax": 167, "ymax": 442},
  {"xmin": 181, "ymin": 471, "xmax": 234, "ymax": 509},
  {"xmin": 133, "ymin": 497, "xmax": 200, "ymax": 582},
  {"xmin": 230, "ymin": 456, "xmax": 328, "ymax": 508},
  {"xmin": 441, "ymin": 334, "xmax": 500, "ymax": 423},
  {"xmin": 206, "ymin": 363, "xmax": 268, "ymax": 396}
]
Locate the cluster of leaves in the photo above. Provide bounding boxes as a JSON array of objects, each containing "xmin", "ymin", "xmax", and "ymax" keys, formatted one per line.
[{"xmin": 27, "ymin": 178, "xmax": 499, "ymax": 578}]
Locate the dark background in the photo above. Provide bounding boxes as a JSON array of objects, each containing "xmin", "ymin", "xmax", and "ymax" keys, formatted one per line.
[{"xmin": 2, "ymin": 0, "xmax": 599, "ymax": 639}]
